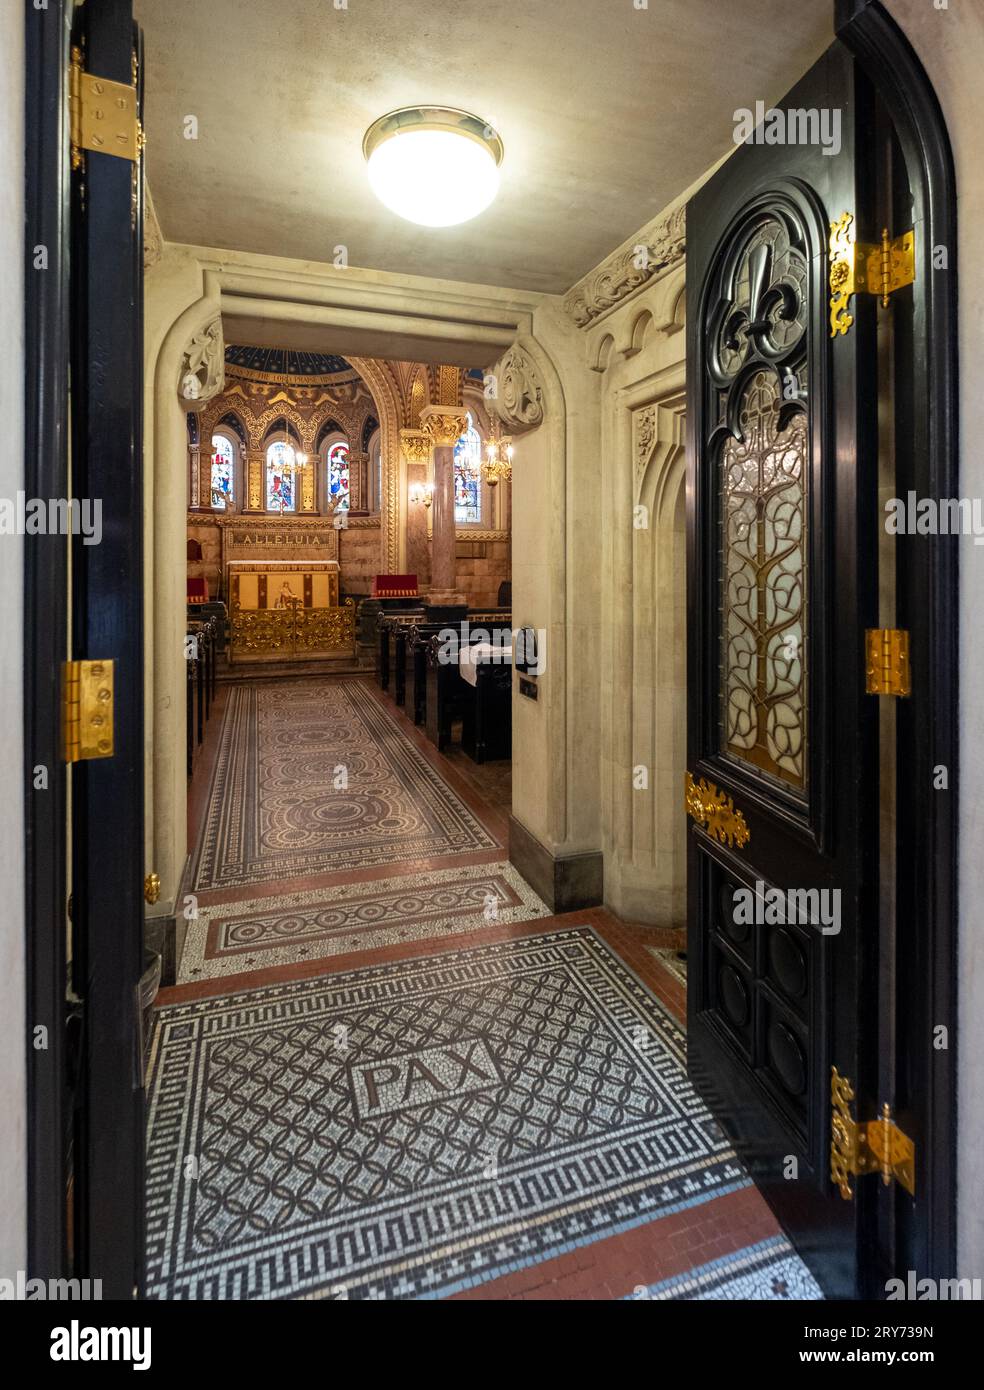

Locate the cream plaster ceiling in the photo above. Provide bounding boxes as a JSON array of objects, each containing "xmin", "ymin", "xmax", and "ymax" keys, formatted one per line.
[{"xmin": 135, "ymin": 0, "xmax": 831, "ymax": 295}]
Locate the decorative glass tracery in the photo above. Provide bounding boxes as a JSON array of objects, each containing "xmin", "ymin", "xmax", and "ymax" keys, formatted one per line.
[
  {"xmin": 211, "ymin": 434, "xmax": 234, "ymax": 509},
  {"xmin": 454, "ymin": 415, "xmax": 482, "ymax": 524},
  {"xmin": 266, "ymin": 439, "xmax": 296, "ymax": 512},
  {"xmin": 720, "ymin": 371, "xmax": 807, "ymax": 788},
  {"xmin": 706, "ymin": 210, "xmax": 811, "ymax": 793},
  {"xmin": 327, "ymin": 441, "xmax": 350, "ymax": 512}
]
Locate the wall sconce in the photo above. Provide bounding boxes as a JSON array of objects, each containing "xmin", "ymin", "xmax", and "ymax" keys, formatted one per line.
[{"xmin": 409, "ymin": 482, "xmax": 434, "ymax": 508}]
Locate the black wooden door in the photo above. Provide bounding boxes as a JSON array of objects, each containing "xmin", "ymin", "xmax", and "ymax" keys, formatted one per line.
[
  {"xmin": 69, "ymin": 0, "xmax": 146, "ymax": 1299},
  {"xmin": 685, "ymin": 44, "xmax": 880, "ymax": 1300}
]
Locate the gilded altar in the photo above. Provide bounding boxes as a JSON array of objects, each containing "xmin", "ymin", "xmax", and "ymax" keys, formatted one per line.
[{"xmin": 227, "ymin": 561, "xmax": 355, "ymax": 662}]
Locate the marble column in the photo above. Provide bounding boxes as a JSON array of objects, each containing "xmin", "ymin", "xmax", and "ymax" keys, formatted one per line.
[
  {"xmin": 401, "ymin": 429, "xmax": 432, "ymax": 589},
  {"xmin": 420, "ymin": 406, "xmax": 468, "ymax": 616}
]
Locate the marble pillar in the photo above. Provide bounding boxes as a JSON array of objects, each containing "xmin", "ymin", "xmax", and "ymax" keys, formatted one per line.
[{"xmin": 420, "ymin": 406, "xmax": 468, "ymax": 615}]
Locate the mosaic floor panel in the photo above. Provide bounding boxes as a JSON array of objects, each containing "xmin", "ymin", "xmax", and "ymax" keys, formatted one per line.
[
  {"xmin": 190, "ymin": 679, "xmax": 497, "ymax": 891},
  {"xmin": 178, "ymin": 863, "xmax": 550, "ymax": 982},
  {"xmin": 628, "ymin": 1234, "xmax": 823, "ymax": 1300},
  {"xmin": 145, "ymin": 926, "xmax": 747, "ymax": 1300}
]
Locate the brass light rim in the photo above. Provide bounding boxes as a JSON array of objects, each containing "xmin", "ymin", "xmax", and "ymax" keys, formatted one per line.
[{"xmin": 362, "ymin": 106, "xmax": 504, "ymax": 168}]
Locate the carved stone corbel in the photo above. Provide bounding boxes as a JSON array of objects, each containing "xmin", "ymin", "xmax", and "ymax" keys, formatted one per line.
[
  {"xmin": 487, "ymin": 345, "xmax": 544, "ymax": 433},
  {"xmin": 179, "ymin": 318, "xmax": 225, "ymax": 412}
]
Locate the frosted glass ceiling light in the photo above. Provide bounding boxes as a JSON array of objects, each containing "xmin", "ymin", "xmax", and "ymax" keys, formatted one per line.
[{"xmin": 363, "ymin": 107, "xmax": 504, "ymax": 227}]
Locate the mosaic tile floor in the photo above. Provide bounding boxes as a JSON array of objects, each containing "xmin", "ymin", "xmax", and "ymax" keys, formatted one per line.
[
  {"xmin": 178, "ymin": 862, "xmax": 550, "ymax": 982},
  {"xmin": 165, "ymin": 678, "xmax": 817, "ymax": 1301},
  {"xmin": 190, "ymin": 678, "xmax": 497, "ymax": 891},
  {"xmin": 146, "ymin": 927, "xmax": 747, "ymax": 1300},
  {"xmin": 627, "ymin": 1234, "xmax": 822, "ymax": 1300}
]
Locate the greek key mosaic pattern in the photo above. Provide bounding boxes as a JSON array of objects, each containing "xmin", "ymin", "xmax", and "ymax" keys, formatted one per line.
[
  {"xmin": 145, "ymin": 928, "xmax": 746, "ymax": 1300},
  {"xmin": 190, "ymin": 679, "xmax": 497, "ymax": 890},
  {"xmin": 179, "ymin": 864, "xmax": 549, "ymax": 982}
]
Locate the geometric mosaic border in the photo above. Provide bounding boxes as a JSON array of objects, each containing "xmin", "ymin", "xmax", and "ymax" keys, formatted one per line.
[
  {"xmin": 626, "ymin": 1234, "xmax": 824, "ymax": 1301},
  {"xmin": 178, "ymin": 862, "xmax": 550, "ymax": 983},
  {"xmin": 146, "ymin": 927, "xmax": 747, "ymax": 1300}
]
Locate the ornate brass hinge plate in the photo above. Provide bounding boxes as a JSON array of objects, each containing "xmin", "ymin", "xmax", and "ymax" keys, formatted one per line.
[
  {"xmin": 830, "ymin": 1067, "xmax": 915, "ymax": 1200},
  {"xmin": 865, "ymin": 628, "xmax": 911, "ymax": 697},
  {"xmin": 684, "ymin": 771, "xmax": 750, "ymax": 849},
  {"xmin": 69, "ymin": 45, "xmax": 144, "ymax": 170},
  {"xmin": 829, "ymin": 213, "xmax": 915, "ymax": 337},
  {"xmin": 62, "ymin": 660, "xmax": 114, "ymax": 762}
]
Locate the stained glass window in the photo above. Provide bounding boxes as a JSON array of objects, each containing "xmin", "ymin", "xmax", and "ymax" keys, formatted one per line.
[
  {"xmin": 327, "ymin": 441, "xmax": 350, "ymax": 512},
  {"xmin": 454, "ymin": 415, "xmax": 482, "ymax": 524},
  {"xmin": 266, "ymin": 439, "xmax": 296, "ymax": 512},
  {"xmin": 211, "ymin": 435, "xmax": 234, "ymax": 509}
]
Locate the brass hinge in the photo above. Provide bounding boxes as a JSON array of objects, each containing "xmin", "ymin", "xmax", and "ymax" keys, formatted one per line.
[
  {"xmin": 829, "ymin": 213, "xmax": 915, "ymax": 337},
  {"xmin": 144, "ymin": 873, "xmax": 161, "ymax": 906},
  {"xmin": 62, "ymin": 660, "xmax": 115, "ymax": 762},
  {"xmin": 69, "ymin": 45, "xmax": 144, "ymax": 171},
  {"xmin": 684, "ymin": 771, "xmax": 750, "ymax": 849},
  {"xmin": 831, "ymin": 1067, "xmax": 915, "ymax": 1199},
  {"xmin": 865, "ymin": 628, "xmax": 911, "ymax": 697}
]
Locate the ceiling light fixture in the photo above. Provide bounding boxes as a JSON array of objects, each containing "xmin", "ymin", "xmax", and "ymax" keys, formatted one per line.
[{"xmin": 362, "ymin": 106, "xmax": 504, "ymax": 227}]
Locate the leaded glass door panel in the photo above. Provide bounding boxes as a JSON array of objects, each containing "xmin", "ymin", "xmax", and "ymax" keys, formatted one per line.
[{"xmin": 685, "ymin": 44, "xmax": 880, "ymax": 1300}]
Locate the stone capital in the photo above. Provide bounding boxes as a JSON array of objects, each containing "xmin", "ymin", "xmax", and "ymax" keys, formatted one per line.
[
  {"xmin": 419, "ymin": 406, "xmax": 469, "ymax": 448},
  {"xmin": 400, "ymin": 428, "xmax": 432, "ymax": 465}
]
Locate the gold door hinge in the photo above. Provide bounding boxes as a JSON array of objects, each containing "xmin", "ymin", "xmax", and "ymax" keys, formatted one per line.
[
  {"xmin": 70, "ymin": 45, "xmax": 144, "ymax": 171},
  {"xmin": 62, "ymin": 660, "xmax": 115, "ymax": 762},
  {"xmin": 831, "ymin": 1067, "xmax": 915, "ymax": 1199},
  {"xmin": 144, "ymin": 873, "xmax": 161, "ymax": 906},
  {"xmin": 684, "ymin": 771, "xmax": 750, "ymax": 849},
  {"xmin": 829, "ymin": 213, "xmax": 915, "ymax": 337},
  {"xmin": 865, "ymin": 628, "xmax": 911, "ymax": 697}
]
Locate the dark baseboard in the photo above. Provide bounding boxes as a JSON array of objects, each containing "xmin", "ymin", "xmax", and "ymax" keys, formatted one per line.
[{"xmin": 508, "ymin": 815, "xmax": 603, "ymax": 913}]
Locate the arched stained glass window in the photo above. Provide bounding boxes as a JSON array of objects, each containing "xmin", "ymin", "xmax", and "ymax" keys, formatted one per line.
[
  {"xmin": 453, "ymin": 414, "xmax": 482, "ymax": 524},
  {"xmin": 327, "ymin": 441, "xmax": 350, "ymax": 512},
  {"xmin": 266, "ymin": 439, "xmax": 297, "ymax": 512},
  {"xmin": 211, "ymin": 434, "xmax": 234, "ymax": 509}
]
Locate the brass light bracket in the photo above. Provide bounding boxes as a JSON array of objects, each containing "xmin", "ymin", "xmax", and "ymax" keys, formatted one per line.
[
  {"xmin": 63, "ymin": 660, "xmax": 114, "ymax": 763},
  {"xmin": 70, "ymin": 45, "xmax": 144, "ymax": 171},
  {"xmin": 865, "ymin": 628, "xmax": 911, "ymax": 697},
  {"xmin": 829, "ymin": 213, "xmax": 915, "ymax": 337},
  {"xmin": 830, "ymin": 1067, "xmax": 915, "ymax": 1200},
  {"xmin": 684, "ymin": 771, "xmax": 750, "ymax": 849}
]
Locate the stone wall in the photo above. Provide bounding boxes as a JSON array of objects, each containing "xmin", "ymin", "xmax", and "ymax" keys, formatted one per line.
[
  {"xmin": 187, "ymin": 516, "xmax": 382, "ymax": 602},
  {"xmin": 456, "ymin": 537, "xmax": 511, "ymax": 609}
]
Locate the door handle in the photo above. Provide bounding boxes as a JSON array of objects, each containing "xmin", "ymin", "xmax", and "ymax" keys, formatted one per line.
[{"xmin": 684, "ymin": 771, "xmax": 750, "ymax": 849}]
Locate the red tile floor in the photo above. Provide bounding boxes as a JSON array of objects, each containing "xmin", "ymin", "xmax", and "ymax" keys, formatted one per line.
[{"xmin": 161, "ymin": 673, "xmax": 787, "ymax": 1300}]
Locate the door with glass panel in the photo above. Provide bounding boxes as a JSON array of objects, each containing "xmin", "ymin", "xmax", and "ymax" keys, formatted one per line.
[{"xmin": 684, "ymin": 44, "xmax": 880, "ymax": 1300}]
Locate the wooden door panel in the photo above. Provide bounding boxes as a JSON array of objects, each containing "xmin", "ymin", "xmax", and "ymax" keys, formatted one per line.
[{"xmin": 686, "ymin": 43, "xmax": 878, "ymax": 1299}]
